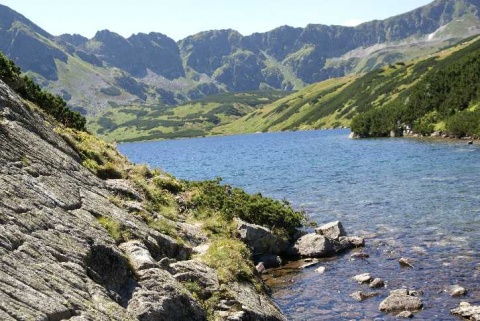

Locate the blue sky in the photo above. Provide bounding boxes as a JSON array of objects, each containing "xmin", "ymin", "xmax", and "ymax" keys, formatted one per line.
[{"xmin": 1, "ymin": 0, "xmax": 433, "ymax": 40}]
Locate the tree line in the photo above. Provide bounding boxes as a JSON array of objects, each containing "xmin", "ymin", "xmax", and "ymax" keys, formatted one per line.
[{"xmin": 351, "ymin": 38, "xmax": 480, "ymax": 138}]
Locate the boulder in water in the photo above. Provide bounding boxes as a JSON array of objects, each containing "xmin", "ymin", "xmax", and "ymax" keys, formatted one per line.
[{"xmin": 379, "ymin": 289, "xmax": 423, "ymax": 312}]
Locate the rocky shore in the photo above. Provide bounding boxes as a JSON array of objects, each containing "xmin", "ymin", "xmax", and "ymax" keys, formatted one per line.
[
  {"xmin": 0, "ymin": 79, "xmax": 291, "ymax": 321},
  {"xmin": 2, "ymin": 75, "xmax": 478, "ymax": 320}
]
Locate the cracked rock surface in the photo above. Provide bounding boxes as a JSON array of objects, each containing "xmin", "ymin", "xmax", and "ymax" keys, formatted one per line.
[{"xmin": 0, "ymin": 80, "xmax": 285, "ymax": 320}]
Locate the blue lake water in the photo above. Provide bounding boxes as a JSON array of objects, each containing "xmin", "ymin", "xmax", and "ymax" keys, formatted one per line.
[{"xmin": 119, "ymin": 129, "xmax": 480, "ymax": 320}]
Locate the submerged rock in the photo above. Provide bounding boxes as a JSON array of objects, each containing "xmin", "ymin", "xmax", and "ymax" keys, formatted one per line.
[
  {"xmin": 315, "ymin": 266, "xmax": 326, "ymax": 274},
  {"xmin": 398, "ymin": 257, "xmax": 414, "ymax": 268},
  {"xmin": 396, "ymin": 311, "xmax": 414, "ymax": 318},
  {"xmin": 350, "ymin": 291, "xmax": 380, "ymax": 301}
]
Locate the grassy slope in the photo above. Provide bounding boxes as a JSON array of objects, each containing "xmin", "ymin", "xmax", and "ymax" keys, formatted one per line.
[
  {"xmin": 89, "ymin": 90, "xmax": 291, "ymax": 142},
  {"xmin": 218, "ymin": 36, "xmax": 480, "ymax": 135}
]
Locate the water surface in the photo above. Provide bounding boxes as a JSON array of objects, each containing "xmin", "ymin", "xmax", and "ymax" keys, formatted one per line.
[{"xmin": 119, "ymin": 129, "xmax": 480, "ymax": 320}]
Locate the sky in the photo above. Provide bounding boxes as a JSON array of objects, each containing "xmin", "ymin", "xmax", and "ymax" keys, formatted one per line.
[{"xmin": 1, "ymin": 0, "xmax": 433, "ymax": 41}]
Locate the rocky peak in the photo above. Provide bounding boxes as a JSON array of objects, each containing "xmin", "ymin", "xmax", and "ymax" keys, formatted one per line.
[
  {"xmin": 87, "ymin": 29, "xmax": 184, "ymax": 79},
  {"xmin": 0, "ymin": 4, "xmax": 51, "ymax": 38}
]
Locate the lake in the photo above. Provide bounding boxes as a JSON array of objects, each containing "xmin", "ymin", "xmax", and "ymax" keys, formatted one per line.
[{"xmin": 119, "ymin": 129, "xmax": 480, "ymax": 320}]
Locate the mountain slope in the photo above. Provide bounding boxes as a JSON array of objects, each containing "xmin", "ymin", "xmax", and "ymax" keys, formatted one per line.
[
  {"xmin": 217, "ymin": 35, "xmax": 480, "ymax": 136},
  {"xmin": 88, "ymin": 90, "xmax": 291, "ymax": 142},
  {"xmin": 1, "ymin": 0, "xmax": 480, "ymax": 118},
  {"xmin": 350, "ymin": 35, "xmax": 480, "ymax": 138}
]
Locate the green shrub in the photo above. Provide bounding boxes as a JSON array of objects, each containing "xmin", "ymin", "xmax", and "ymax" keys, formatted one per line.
[
  {"xmin": 445, "ymin": 109, "xmax": 480, "ymax": 137},
  {"xmin": 0, "ymin": 52, "xmax": 86, "ymax": 131},
  {"xmin": 186, "ymin": 178, "xmax": 307, "ymax": 238}
]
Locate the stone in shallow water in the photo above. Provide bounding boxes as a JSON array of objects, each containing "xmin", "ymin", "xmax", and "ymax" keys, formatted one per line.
[
  {"xmin": 370, "ymin": 278, "xmax": 385, "ymax": 289},
  {"xmin": 398, "ymin": 257, "xmax": 414, "ymax": 268},
  {"xmin": 397, "ymin": 311, "xmax": 414, "ymax": 318},
  {"xmin": 451, "ymin": 302, "xmax": 480, "ymax": 320},
  {"xmin": 379, "ymin": 289, "xmax": 423, "ymax": 312},
  {"xmin": 350, "ymin": 291, "xmax": 380, "ymax": 302},
  {"xmin": 448, "ymin": 285, "xmax": 467, "ymax": 297},
  {"xmin": 353, "ymin": 273, "xmax": 372, "ymax": 284},
  {"xmin": 315, "ymin": 266, "xmax": 326, "ymax": 274}
]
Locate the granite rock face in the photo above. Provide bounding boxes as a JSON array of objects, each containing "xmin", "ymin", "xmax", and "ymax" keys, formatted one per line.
[{"xmin": 0, "ymin": 80, "xmax": 286, "ymax": 321}]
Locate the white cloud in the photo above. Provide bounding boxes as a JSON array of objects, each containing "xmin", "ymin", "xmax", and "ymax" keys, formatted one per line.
[{"xmin": 342, "ymin": 19, "xmax": 364, "ymax": 27}]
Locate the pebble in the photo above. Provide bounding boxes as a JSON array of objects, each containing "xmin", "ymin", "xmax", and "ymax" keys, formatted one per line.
[
  {"xmin": 396, "ymin": 311, "xmax": 414, "ymax": 318},
  {"xmin": 315, "ymin": 266, "xmax": 326, "ymax": 274}
]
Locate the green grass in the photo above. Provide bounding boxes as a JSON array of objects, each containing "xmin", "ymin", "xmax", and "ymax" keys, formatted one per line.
[
  {"xmin": 89, "ymin": 90, "xmax": 291, "ymax": 141},
  {"xmin": 201, "ymin": 238, "xmax": 254, "ymax": 283},
  {"xmin": 97, "ymin": 216, "xmax": 131, "ymax": 244}
]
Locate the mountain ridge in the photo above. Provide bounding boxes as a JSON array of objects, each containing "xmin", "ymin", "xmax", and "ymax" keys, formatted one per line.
[{"xmin": 1, "ymin": 0, "xmax": 480, "ymax": 115}]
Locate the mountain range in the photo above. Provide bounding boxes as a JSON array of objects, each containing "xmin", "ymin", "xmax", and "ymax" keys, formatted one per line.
[{"xmin": 1, "ymin": 0, "xmax": 480, "ymax": 116}]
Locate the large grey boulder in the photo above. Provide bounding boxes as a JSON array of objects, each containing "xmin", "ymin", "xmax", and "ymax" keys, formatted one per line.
[
  {"xmin": 236, "ymin": 219, "xmax": 288, "ymax": 255},
  {"xmin": 379, "ymin": 289, "xmax": 423, "ymax": 312},
  {"xmin": 451, "ymin": 302, "xmax": 480, "ymax": 320},
  {"xmin": 290, "ymin": 234, "xmax": 333, "ymax": 258},
  {"xmin": 288, "ymin": 221, "xmax": 364, "ymax": 258}
]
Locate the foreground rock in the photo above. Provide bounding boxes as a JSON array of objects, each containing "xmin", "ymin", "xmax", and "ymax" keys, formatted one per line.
[
  {"xmin": 289, "ymin": 221, "xmax": 365, "ymax": 258},
  {"xmin": 0, "ymin": 80, "xmax": 286, "ymax": 321},
  {"xmin": 379, "ymin": 289, "xmax": 423, "ymax": 312},
  {"xmin": 214, "ymin": 283, "xmax": 287, "ymax": 321},
  {"xmin": 451, "ymin": 302, "xmax": 480, "ymax": 320}
]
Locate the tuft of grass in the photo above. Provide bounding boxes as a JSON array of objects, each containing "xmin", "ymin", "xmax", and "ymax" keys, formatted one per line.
[
  {"xmin": 201, "ymin": 238, "xmax": 254, "ymax": 284},
  {"xmin": 149, "ymin": 218, "xmax": 178, "ymax": 238},
  {"xmin": 97, "ymin": 216, "xmax": 131, "ymax": 244},
  {"xmin": 96, "ymin": 162, "xmax": 124, "ymax": 180}
]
